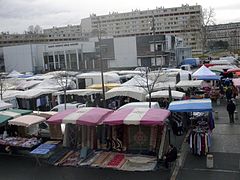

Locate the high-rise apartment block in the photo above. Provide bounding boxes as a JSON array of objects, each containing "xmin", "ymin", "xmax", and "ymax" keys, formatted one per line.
[
  {"xmin": 89, "ymin": 4, "xmax": 202, "ymax": 54},
  {"xmin": 207, "ymin": 22, "xmax": 240, "ymax": 52}
]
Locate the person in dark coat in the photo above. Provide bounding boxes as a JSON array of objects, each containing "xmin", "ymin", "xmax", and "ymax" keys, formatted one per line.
[
  {"xmin": 163, "ymin": 144, "xmax": 178, "ymax": 168},
  {"xmin": 227, "ymin": 100, "xmax": 236, "ymax": 123},
  {"xmin": 225, "ymin": 86, "xmax": 233, "ymax": 101}
]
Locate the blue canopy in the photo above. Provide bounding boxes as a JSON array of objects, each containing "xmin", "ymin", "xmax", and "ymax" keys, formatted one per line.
[
  {"xmin": 196, "ymin": 76, "xmax": 220, "ymax": 80},
  {"xmin": 168, "ymin": 99, "xmax": 212, "ymax": 112}
]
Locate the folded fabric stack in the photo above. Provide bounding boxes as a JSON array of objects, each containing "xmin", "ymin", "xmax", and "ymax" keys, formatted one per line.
[{"xmin": 0, "ymin": 137, "xmax": 41, "ymax": 148}]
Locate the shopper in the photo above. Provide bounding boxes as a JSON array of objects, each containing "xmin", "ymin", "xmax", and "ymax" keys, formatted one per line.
[
  {"xmin": 226, "ymin": 86, "xmax": 233, "ymax": 101},
  {"xmin": 227, "ymin": 100, "xmax": 236, "ymax": 123},
  {"xmin": 163, "ymin": 144, "xmax": 177, "ymax": 169}
]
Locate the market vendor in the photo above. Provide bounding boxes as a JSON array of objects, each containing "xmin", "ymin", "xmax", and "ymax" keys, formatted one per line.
[{"xmin": 163, "ymin": 144, "xmax": 177, "ymax": 169}]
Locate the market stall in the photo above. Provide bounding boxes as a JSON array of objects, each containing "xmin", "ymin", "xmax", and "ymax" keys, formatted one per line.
[
  {"xmin": 0, "ymin": 115, "xmax": 45, "ymax": 153},
  {"xmin": 47, "ymin": 107, "xmax": 113, "ymax": 148},
  {"xmin": 168, "ymin": 99, "xmax": 214, "ymax": 156},
  {"xmin": 105, "ymin": 86, "xmax": 147, "ymax": 109},
  {"xmin": 89, "ymin": 107, "xmax": 171, "ymax": 171},
  {"xmin": 45, "ymin": 107, "xmax": 113, "ymax": 167}
]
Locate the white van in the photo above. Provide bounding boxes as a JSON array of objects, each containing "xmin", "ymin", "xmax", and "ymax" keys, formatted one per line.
[{"xmin": 50, "ymin": 103, "xmax": 86, "ymax": 112}]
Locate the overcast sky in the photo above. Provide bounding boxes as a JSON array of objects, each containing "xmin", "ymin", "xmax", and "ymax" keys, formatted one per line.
[{"xmin": 0, "ymin": 0, "xmax": 240, "ymax": 33}]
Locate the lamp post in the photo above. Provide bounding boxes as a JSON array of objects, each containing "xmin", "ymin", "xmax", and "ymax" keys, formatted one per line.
[
  {"xmin": 150, "ymin": 15, "xmax": 157, "ymax": 69},
  {"xmin": 97, "ymin": 18, "xmax": 106, "ymax": 108}
]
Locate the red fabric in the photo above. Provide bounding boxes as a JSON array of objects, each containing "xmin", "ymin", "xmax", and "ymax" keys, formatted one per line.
[{"xmin": 107, "ymin": 154, "xmax": 125, "ymax": 167}]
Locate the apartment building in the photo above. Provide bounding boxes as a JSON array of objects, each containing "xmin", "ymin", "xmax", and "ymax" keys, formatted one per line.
[
  {"xmin": 207, "ymin": 22, "xmax": 240, "ymax": 52},
  {"xmin": 43, "ymin": 24, "xmax": 88, "ymax": 42},
  {"xmin": 0, "ymin": 33, "xmax": 48, "ymax": 47},
  {"xmin": 89, "ymin": 4, "xmax": 202, "ymax": 54}
]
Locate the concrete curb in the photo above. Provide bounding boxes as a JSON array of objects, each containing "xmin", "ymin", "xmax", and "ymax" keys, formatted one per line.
[{"xmin": 170, "ymin": 129, "xmax": 191, "ymax": 180}]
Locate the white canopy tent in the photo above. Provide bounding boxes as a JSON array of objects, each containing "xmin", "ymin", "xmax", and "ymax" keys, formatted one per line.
[
  {"xmin": 118, "ymin": 102, "xmax": 160, "ymax": 109},
  {"xmin": 16, "ymin": 89, "xmax": 57, "ymax": 99},
  {"xmin": 53, "ymin": 89, "xmax": 102, "ymax": 96},
  {"xmin": 154, "ymin": 81, "xmax": 176, "ymax": 91},
  {"xmin": 176, "ymin": 80, "xmax": 203, "ymax": 88},
  {"xmin": 0, "ymin": 101, "xmax": 13, "ymax": 110},
  {"xmin": 209, "ymin": 65, "xmax": 237, "ymax": 73},
  {"xmin": 32, "ymin": 78, "xmax": 76, "ymax": 91},
  {"xmin": 7, "ymin": 70, "xmax": 23, "ymax": 78},
  {"xmin": 105, "ymin": 86, "xmax": 147, "ymax": 101},
  {"xmin": 146, "ymin": 90, "xmax": 185, "ymax": 100},
  {"xmin": 192, "ymin": 65, "xmax": 217, "ymax": 80},
  {"xmin": 121, "ymin": 75, "xmax": 153, "ymax": 87},
  {"xmin": 16, "ymin": 80, "xmax": 42, "ymax": 90},
  {"xmin": 77, "ymin": 72, "xmax": 120, "ymax": 84},
  {"xmin": 8, "ymin": 115, "xmax": 46, "ymax": 127}
]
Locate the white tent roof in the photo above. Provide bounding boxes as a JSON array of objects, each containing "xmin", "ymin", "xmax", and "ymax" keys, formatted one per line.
[
  {"xmin": 8, "ymin": 115, "xmax": 46, "ymax": 127},
  {"xmin": 192, "ymin": 65, "xmax": 216, "ymax": 77},
  {"xmin": 0, "ymin": 101, "xmax": 13, "ymax": 110},
  {"xmin": 2, "ymin": 90, "xmax": 22, "ymax": 101},
  {"xmin": 154, "ymin": 81, "xmax": 176, "ymax": 91},
  {"xmin": 53, "ymin": 89, "xmax": 102, "ymax": 96},
  {"xmin": 146, "ymin": 90, "xmax": 185, "ymax": 99},
  {"xmin": 176, "ymin": 80, "xmax": 203, "ymax": 88},
  {"xmin": 32, "ymin": 78, "xmax": 76, "ymax": 91},
  {"xmin": 16, "ymin": 89, "xmax": 57, "ymax": 99},
  {"xmin": 7, "ymin": 70, "xmax": 23, "ymax": 78},
  {"xmin": 118, "ymin": 70, "xmax": 143, "ymax": 75},
  {"xmin": 77, "ymin": 72, "xmax": 120, "ymax": 83},
  {"xmin": 105, "ymin": 86, "xmax": 147, "ymax": 101},
  {"xmin": 209, "ymin": 65, "xmax": 237, "ymax": 72},
  {"xmin": 16, "ymin": 80, "xmax": 42, "ymax": 90},
  {"xmin": 0, "ymin": 111, "xmax": 21, "ymax": 118},
  {"xmin": 121, "ymin": 75, "xmax": 153, "ymax": 87},
  {"xmin": 118, "ymin": 102, "xmax": 160, "ymax": 109}
]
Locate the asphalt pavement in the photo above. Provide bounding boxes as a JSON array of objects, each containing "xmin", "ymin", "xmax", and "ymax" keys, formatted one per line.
[
  {"xmin": 0, "ymin": 154, "xmax": 171, "ymax": 180},
  {"xmin": 176, "ymin": 101, "xmax": 240, "ymax": 180}
]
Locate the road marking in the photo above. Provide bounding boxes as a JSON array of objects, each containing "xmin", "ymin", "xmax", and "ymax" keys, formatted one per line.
[{"xmin": 182, "ymin": 167, "xmax": 240, "ymax": 174}]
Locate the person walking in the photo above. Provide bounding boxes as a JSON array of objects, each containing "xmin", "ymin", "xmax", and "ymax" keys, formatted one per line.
[
  {"xmin": 227, "ymin": 99, "xmax": 236, "ymax": 123},
  {"xmin": 226, "ymin": 86, "xmax": 233, "ymax": 101}
]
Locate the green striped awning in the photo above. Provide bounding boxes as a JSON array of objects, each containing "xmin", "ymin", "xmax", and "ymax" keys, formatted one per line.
[
  {"xmin": 0, "ymin": 115, "xmax": 12, "ymax": 125},
  {"xmin": 7, "ymin": 109, "xmax": 33, "ymax": 115}
]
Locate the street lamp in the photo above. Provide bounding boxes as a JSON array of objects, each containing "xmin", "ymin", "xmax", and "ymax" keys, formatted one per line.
[
  {"xmin": 149, "ymin": 15, "xmax": 157, "ymax": 69},
  {"xmin": 97, "ymin": 18, "xmax": 106, "ymax": 108}
]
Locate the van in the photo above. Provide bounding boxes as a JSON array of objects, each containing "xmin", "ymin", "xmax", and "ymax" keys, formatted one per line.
[
  {"xmin": 50, "ymin": 103, "xmax": 86, "ymax": 112},
  {"xmin": 181, "ymin": 58, "xmax": 200, "ymax": 67},
  {"xmin": 180, "ymin": 64, "xmax": 191, "ymax": 71}
]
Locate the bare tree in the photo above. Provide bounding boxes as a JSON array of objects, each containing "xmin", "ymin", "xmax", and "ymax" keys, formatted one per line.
[
  {"xmin": 134, "ymin": 68, "xmax": 162, "ymax": 108},
  {"xmin": 34, "ymin": 25, "xmax": 42, "ymax": 34},
  {"xmin": 26, "ymin": 25, "xmax": 42, "ymax": 34},
  {"xmin": 27, "ymin": 25, "xmax": 34, "ymax": 34},
  {"xmin": 181, "ymin": 7, "xmax": 215, "ymax": 54},
  {"xmin": 91, "ymin": 19, "xmax": 108, "ymax": 108},
  {"xmin": 201, "ymin": 7, "xmax": 216, "ymax": 53},
  {"xmin": 53, "ymin": 71, "xmax": 70, "ymax": 110}
]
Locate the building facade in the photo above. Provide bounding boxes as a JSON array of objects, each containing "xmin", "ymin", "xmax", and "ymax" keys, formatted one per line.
[
  {"xmin": 3, "ymin": 34, "xmax": 177, "ymax": 73},
  {"xmin": 207, "ymin": 22, "xmax": 240, "ymax": 52}
]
